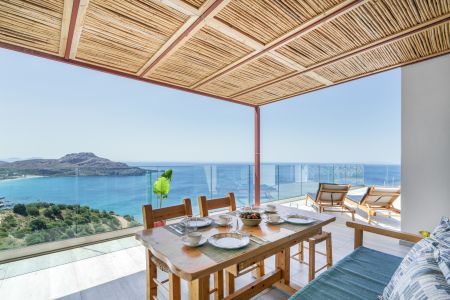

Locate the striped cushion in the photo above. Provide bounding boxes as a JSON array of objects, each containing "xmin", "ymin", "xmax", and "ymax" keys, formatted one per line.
[
  {"xmin": 432, "ymin": 217, "xmax": 450, "ymax": 246},
  {"xmin": 435, "ymin": 246, "xmax": 450, "ymax": 285},
  {"xmin": 387, "ymin": 247, "xmax": 450, "ymax": 299},
  {"xmin": 381, "ymin": 238, "xmax": 436, "ymax": 299}
]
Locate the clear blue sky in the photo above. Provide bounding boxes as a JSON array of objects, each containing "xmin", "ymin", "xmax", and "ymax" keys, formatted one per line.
[{"xmin": 0, "ymin": 48, "xmax": 400, "ymax": 164}]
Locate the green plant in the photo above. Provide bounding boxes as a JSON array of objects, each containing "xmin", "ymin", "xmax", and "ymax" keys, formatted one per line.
[
  {"xmin": 29, "ymin": 218, "xmax": 47, "ymax": 231},
  {"xmin": 27, "ymin": 205, "xmax": 40, "ymax": 217},
  {"xmin": 13, "ymin": 204, "xmax": 28, "ymax": 216},
  {"xmin": 152, "ymin": 169, "xmax": 172, "ymax": 208}
]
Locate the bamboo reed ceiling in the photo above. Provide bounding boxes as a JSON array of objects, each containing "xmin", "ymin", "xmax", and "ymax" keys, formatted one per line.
[{"xmin": 0, "ymin": 0, "xmax": 449, "ymax": 106}]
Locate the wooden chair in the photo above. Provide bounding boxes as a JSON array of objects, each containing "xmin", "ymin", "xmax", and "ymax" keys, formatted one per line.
[
  {"xmin": 306, "ymin": 183, "xmax": 355, "ymax": 221},
  {"xmin": 142, "ymin": 199, "xmax": 193, "ymax": 300},
  {"xmin": 346, "ymin": 186, "xmax": 401, "ymax": 224},
  {"xmin": 292, "ymin": 232, "xmax": 333, "ymax": 282},
  {"xmin": 198, "ymin": 192, "xmax": 265, "ymax": 296}
]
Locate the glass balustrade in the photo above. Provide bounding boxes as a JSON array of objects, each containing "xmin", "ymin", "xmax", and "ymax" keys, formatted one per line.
[{"xmin": 0, "ymin": 163, "xmax": 399, "ymax": 252}]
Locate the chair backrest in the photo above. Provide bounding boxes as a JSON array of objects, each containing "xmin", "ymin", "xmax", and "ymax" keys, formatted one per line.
[
  {"xmin": 315, "ymin": 183, "xmax": 351, "ymax": 205},
  {"xmin": 198, "ymin": 192, "xmax": 236, "ymax": 217},
  {"xmin": 142, "ymin": 198, "xmax": 192, "ymax": 229},
  {"xmin": 361, "ymin": 186, "xmax": 401, "ymax": 207}
]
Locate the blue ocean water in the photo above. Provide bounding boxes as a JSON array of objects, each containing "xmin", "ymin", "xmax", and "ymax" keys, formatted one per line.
[{"xmin": 0, "ymin": 164, "xmax": 400, "ymax": 219}]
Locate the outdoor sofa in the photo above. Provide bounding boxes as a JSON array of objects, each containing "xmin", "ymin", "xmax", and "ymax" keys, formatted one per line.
[{"xmin": 290, "ymin": 218, "xmax": 450, "ymax": 300}]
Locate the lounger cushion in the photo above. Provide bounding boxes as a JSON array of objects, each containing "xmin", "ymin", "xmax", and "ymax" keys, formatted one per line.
[
  {"xmin": 289, "ymin": 247, "xmax": 402, "ymax": 300},
  {"xmin": 346, "ymin": 194, "xmax": 365, "ymax": 204},
  {"xmin": 306, "ymin": 192, "xmax": 316, "ymax": 200}
]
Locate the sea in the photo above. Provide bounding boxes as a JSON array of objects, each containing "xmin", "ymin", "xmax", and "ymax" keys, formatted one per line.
[{"xmin": 0, "ymin": 163, "xmax": 400, "ymax": 220}]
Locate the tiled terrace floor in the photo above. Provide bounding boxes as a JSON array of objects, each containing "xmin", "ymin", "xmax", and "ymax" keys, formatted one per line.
[{"xmin": 0, "ymin": 200, "xmax": 408, "ymax": 300}]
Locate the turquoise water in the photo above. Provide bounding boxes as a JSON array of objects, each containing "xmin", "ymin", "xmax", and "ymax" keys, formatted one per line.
[{"xmin": 0, "ymin": 164, "xmax": 400, "ymax": 219}]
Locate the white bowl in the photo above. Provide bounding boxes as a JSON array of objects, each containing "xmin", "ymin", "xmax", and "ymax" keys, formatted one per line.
[{"xmin": 186, "ymin": 232, "xmax": 202, "ymax": 244}]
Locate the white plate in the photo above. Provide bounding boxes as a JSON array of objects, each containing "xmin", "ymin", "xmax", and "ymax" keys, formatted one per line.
[
  {"xmin": 208, "ymin": 232, "xmax": 250, "ymax": 249},
  {"xmin": 282, "ymin": 214, "xmax": 315, "ymax": 225},
  {"xmin": 266, "ymin": 219, "xmax": 285, "ymax": 225},
  {"xmin": 180, "ymin": 217, "xmax": 213, "ymax": 228},
  {"xmin": 181, "ymin": 236, "xmax": 207, "ymax": 247}
]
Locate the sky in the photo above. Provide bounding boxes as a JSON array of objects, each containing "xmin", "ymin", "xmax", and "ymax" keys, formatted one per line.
[{"xmin": 0, "ymin": 48, "xmax": 400, "ymax": 164}]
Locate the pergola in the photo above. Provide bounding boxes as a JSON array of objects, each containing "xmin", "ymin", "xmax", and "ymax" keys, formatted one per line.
[{"xmin": 1, "ymin": 0, "xmax": 449, "ymax": 205}]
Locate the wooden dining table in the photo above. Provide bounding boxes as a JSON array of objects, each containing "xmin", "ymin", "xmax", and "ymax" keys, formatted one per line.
[{"xmin": 135, "ymin": 205, "xmax": 335, "ymax": 300}]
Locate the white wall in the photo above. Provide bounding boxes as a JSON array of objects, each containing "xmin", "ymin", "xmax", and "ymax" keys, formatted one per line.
[{"xmin": 401, "ymin": 54, "xmax": 450, "ymax": 234}]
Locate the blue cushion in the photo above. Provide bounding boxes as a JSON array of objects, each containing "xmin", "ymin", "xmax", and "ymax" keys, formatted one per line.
[
  {"xmin": 307, "ymin": 192, "xmax": 316, "ymax": 200},
  {"xmin": 289, "ymin": 247, "xmax": 402, "ymax": 300},
  {"xmin": 346, "ymin": 194, "xmax": 365, "ymax": 204},
  {"xmin": 435, "ymin": 245, "xmax": 450, "ymax": 285}
]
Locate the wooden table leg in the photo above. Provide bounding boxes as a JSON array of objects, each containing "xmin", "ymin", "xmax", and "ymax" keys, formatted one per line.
[
  {"xmin": 189, "ymin": 276, "xmax": 210, "ymax": 300},
  {"xmin": 273, "ymin": 246, "xmax": 297, "ymax": 295},
  {"xmin": 146, "ymin": 249, "xmax": 157, "ymax": 300},
  {"xmin": 225, "ymin": 271, "xmax": 235, "ymax": 295},
  {"xmin": 169, "ymin": 273, "xmax": 181, "ymax": 300},
  {"xmin": 214, "ymin": 271, "xmax": 224, "ymax": 300},
  {"xmin": 275, "ymin": 246, "xmax": 290, "ymax": 286}
]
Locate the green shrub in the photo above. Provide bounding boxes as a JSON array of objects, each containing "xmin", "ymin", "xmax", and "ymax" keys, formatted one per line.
[
  {"xmin": 13, "ymin": 204, "xmax": 28, "ymax": 216},
  {"xmin": 0, "ymin": 230, "xmax": 8, "ymax": 238},
  {"xmin": 3, "ymin": 215, "xmax": 18, "ymax": 228},
  {"xmin": 27, "ymin": 206, "xmax": 40, "ymax": 217},
  {"xmin": 64, "ymin": 219, "xmax": 73, "ymax": 226},
  {"xmin": 51, "ymin": 205, "xmax": 61, "ymax": 216},
  {"xmin": 43, "ymin": 208, "xmax": 53, "ymax": 219},
  {"xmin": 94, "ymin": 224, "xmax": 106, "ymax": 233},
  {"xmin": 25, "ymin": 231, "xmax": 50, "ymax": 245},
  {"xmin": 57, "ymin": 204, "xmax": 67, "ymax": 210},
  {"xmin": 29, "ymin": 218, "xmax": 47, "ymax": 231},
  {"xmin": 12, "ymin": 230, "xmax": 26, "ymax": 239}
]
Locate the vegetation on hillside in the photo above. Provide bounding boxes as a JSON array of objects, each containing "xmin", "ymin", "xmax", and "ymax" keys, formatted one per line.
[{"xmin": 0, "ymin": 202, "xmax": 140, "ymax": 250}]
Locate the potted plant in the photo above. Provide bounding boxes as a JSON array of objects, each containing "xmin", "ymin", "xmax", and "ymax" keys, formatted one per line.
[{"xmin": 152, "ymin": 169, "xmax": 172, "ymax": 227}]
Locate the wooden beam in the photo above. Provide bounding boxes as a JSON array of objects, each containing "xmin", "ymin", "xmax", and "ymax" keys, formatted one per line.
[
  {"xmin": 265, "ymin": 52, "xmax": 333, "ymax": 85},
  {"xmin": 237, "ymin": 14, "xmax": 450, "ymax": 99},
  {"xmin": 199, "ymin": 19, "xmax": 334, "ymax": 90},
  {"xmin": 223, "ymin": 270, "xmax": 282, "ymax": 300},
  {"xmin": 140, "ymin": 0, "xmax": 232, "ymax": 77},
  {"xmin": 346, "ymin": 221, "xmax": 423, "ymax": 244},
  {"xmin": 205, "ymin": 18, "xmax": 264, "ymax": 50},
  {"xmin": 137, "ymin": 16, "xmax": 198, "ymax": 75},
  {"xmin": 59, "ymin": 0, "xmax": 74, "ymax": 56},
  {"xmin": 259, "ymin": 49, "xmax": 450, "ymax": 106},
  {"xmin": 192, "ymin": 0, "xmax": 367, "ymax": 88},
  {"xmin": 0, "ymin": 41, "xmax": 256, "ymax": 108},
  {"xmin": 67, "ymin": 0, "xmax": 90, "ymax": 59}
]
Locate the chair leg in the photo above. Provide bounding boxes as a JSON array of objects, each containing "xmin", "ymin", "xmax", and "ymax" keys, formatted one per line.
[
  {"xmin": 326, "ymin": 233, "xmax": 333, "ymax": 268},
  {"xmin": 308, "ymin": 239, "xmax": 316, "ymax": 282},
  {"xmin": 214, "ymin": 271, "xmax": 224, "ymax": 300},
  {"xmin": 299, "ymin": 241, "xmax": 304, "ymax": 263},
  {"xmin": 225, "ymin": 271, "xmax": 235, "ymax": 296},
  {"xmin": 146, "ymin": 250, "xmax": 157, "ymax": 300},
  {"xmin": 368, "ymin": 210, "xmax": 372, "ymax": 224},
  {"xmin": 169, "ymin": 273, "xmax": 181, "ymax": 300},
  {"xmin": 258, "ymin": 260, "xmax": 265, "ymax": 277}
]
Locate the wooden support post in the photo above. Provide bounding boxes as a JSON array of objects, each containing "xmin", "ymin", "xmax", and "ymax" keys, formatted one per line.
[
  {"xmin": 308, "ymin": 240, "xmax": 315, "ymax": 282},
  {"xmin": 275, "ymin": 247, "xmax": 290, "ymax": 286},
  {"xmin": 146, "ymin": 249, "xmax": 157, "ymax": 300},
  {"xmin": 254, "ymin": 106, "xmax": 261, "ymax": 206},
  {"xmin": 354, "ymin": 228, "xmax": 363, "ymax": 249},
  {"xmin": 225, "ymin": 271, "xmax": 235, "ymax": 295},
  {"xmin": 169, "ymin": 273, "xmax": 181, "ymax": 300},
  {"xmin": 214, "ymin": 271, "xmax": 224, "ymax": 300},
  {"xmin": 189, "ymin": 276, "xmax": 210, "ymax": 300}
]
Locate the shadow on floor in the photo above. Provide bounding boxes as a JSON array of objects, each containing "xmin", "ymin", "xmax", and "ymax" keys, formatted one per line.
[{"xmin": 56, "ymin": 271, "xmax": 146, "ymax": 300}]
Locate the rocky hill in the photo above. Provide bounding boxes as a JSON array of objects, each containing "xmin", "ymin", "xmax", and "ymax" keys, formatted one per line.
[{"xmin": 0, "ymin": 153, "xmax": 145, "ymax": 176}]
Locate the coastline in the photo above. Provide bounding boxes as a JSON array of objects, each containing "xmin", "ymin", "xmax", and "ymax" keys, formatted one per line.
[{"xmin": 0, "ymin": 175, "xmax": 46, "ymax": 182}]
